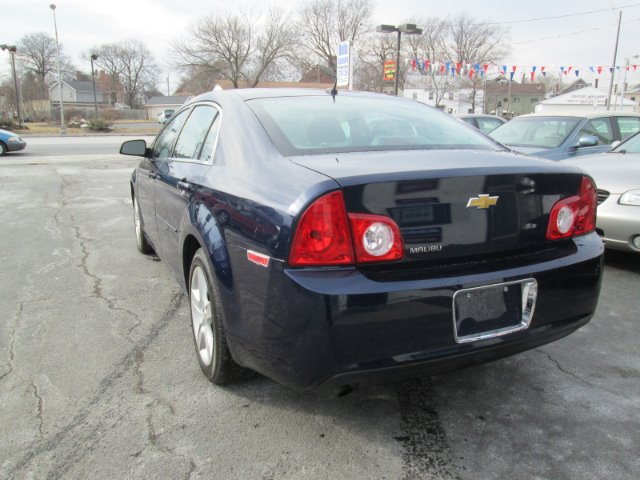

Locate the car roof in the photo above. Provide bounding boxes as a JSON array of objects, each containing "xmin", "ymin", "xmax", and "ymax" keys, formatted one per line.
[
  {"xmin": 190, "ymin": 88, "xmax": 404, "ymax": 103},
  {"xmin": 516, "ymin": 111, "xmax": 640, "ymax": 119}
]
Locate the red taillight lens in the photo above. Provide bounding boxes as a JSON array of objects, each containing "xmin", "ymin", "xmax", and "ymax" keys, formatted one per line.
[
  {"xmin": 289, "ymin": 191, "xmax": 354, "ymax": 266},
  {"xmin": 349, "ymin": 213, "xmax": 404, "ymax": 263},
  {"xmin": 289, "ymin": 191, "xmax": 405, "ymax": 266},
  {"xmin": 546, "ymin": 176, "xmax": 597, "ymax": 241}
]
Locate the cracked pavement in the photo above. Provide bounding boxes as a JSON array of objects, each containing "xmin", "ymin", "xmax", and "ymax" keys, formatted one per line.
[{"xmin": 0, "ymin": 141, "xmax": 639, "ymax": 479}]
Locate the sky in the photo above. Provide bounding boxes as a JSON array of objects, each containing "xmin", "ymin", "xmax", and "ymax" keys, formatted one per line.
[{"xmin": 1, "ymin": 0, "xmax": 640, "ymax": 89}]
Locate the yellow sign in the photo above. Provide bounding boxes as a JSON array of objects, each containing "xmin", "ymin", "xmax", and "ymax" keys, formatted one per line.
[{"xmin": 466, "ymin": 194, "xmax": 499, "ymax": 209}]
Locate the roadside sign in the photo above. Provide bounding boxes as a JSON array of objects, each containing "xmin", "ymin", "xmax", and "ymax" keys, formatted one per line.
[
  {"xmin": 384, "ymin": 60, "xmax": 397, "ymax": 81},
  {"xmin": 337, "ymin": 41, "xmax": 350, "ymax": 88}
]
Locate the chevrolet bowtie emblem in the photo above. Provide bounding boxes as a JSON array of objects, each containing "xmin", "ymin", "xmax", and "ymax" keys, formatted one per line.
[{"xmin": 467, "ymin": 194, "xmax": 499, "ymax": 209}]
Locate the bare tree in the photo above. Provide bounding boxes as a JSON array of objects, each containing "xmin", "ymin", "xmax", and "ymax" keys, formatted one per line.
[
  {"xmin": 353, "ymin": 32, "xmax": 396, "ymax": 92},
  {"xmin": 293, "ymin": 0, "xmax": 374, "ymax": 77},
  {"xmin": 16, "ymin": 32, "xmax": 75, "ymax": 98},
  {"xmin": 441, "ymin": 14, "xmax": 510, "ymax": 111},
  {"xmin": 91, "ymin": 40, "xmax": 158, "ymax": 108},
  {"xmin": 172, "ymin": 7, "xmax": 294, "ymax": 88}
]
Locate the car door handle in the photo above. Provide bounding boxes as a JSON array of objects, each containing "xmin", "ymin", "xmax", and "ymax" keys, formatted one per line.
[
  {"xmin": 177, "ymin": 180, "xmax": 194, "ymax": 194},
  {"xmin": 148, "ymin": 172, "xmax": 159, "ymax": 179}
]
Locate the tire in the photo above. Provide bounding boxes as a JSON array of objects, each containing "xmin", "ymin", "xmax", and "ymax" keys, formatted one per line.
[
  {"xmin": 0, "ymin": 142, "xmax": 6, "ymax": 156},
  {"xmin": 189, "ymin": 248, "xmax": 244, "ymax": 384},
  {"xmin": 133, "ymin": 196, "xmax": 154, "ymax": 254}
]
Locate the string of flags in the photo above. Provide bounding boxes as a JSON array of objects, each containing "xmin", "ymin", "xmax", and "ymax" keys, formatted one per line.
[{"xmin": 409, "ymin": 59, "xmax": 640, "ymax": 81}]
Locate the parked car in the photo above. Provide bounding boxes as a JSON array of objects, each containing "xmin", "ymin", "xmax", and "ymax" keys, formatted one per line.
[
  {"xmin": 120, "ymin": 89, "xmax": 603, "ymax": 392},
  {"xmin": 489, "ymin": 112, "xmax": 640, "ymax": 160},
  {"xmin": 565, "ymin": 132, "xmax": 640, "ymax": 253},
  {"xmin": 0, "ymin": 128, "xmax": 27, "ymax": 156},
  {"xmin": 157, "ymin": 109, "xmax": 175, "ymax": 124},
  {"xmin": 114, "ymin": 103, "xmax": 131, "ymax": 111},
  {"xmin": 457, "ymin": 114, "xmax": 507, "ymax": 134}
]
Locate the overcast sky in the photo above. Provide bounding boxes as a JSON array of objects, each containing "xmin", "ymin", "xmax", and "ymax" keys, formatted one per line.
[{"xmin": 1, "ymin": 0, "xmax": 639, "ymax": 88}]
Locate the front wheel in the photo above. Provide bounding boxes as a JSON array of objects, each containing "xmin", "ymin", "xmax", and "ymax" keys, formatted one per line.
[
  {"xmin": 0, "ymin": 142, "xmax": 6, "ymax": 156},
  {"xmin": 189, "ymin": 248, "xmax": 244, "ymax": 384}
]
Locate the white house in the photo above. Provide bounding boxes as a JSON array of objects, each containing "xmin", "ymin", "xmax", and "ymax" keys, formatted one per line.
[
  {"xmin": 145, "ymin": 95, "xmax": 192, "ymax": 120},
  {"xmin": 535, "ymin": 86, "xmax": 635, "ymax": 114},
  {"xmin": 49, "ymin": 80, "xmax": 104, "ymax": 107}
]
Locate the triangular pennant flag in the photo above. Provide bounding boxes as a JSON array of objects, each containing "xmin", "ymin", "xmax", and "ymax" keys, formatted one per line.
[
  {"xmin": 589, "ymin": 66, "xmax": 595, "ymax": 74},
  {"xmin": 634, "ymin": 65, "xmax": 638, "ymax": 71},
  {"xmin": 575, "ymin": 70, "xmax": 580, "ymax": 77},
  {"xmin": 597, "ymin": 66, "xmax": 603, "ymax": 74},
  {"xmin": 456, "ymin": 62, "xmax": 461, "ymax": 74},
  {"xmin": 411, "ymin": 59, "xmax": 417, "ymax": 71},
  {"xmin": 509, "ymin": 71, "xmax": 515, "ymax": 81},
  {"xmin": 568, "ymin": 66, "xmax": 573, "ymax": 73},
  {"xmin": 512, "ymin": 65, "xmax": 517, "ymax": 72},
  {"xmin": 530, "ymin": 71, "xmax": 535, "ymax": 82},
  {"xmin": 502, "ymin": 65, "xmax": 507, "ymax": 75},
  {"xmin": 610, "ymin": 67, "xmax": 614, "ymax": 74},
  {"xmin": 560, "ymin": 66, "xmax": 565, "ymax": 74},
  {"xmin": 469, "ymin": 69, "xmax": 475, "ymax": 80},
  {"xmin": 483, "ymin": 64, "xmax": 489, "ymax": 74}
]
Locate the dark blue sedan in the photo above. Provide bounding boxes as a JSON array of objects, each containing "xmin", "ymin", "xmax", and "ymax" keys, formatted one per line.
[
  {"xmin": 120, "ymin": 89, "xmax": 603, "ymax": 392},
  {"xmin": 0, "ymin": 128, "xmax": 26, "ymax": 155}
]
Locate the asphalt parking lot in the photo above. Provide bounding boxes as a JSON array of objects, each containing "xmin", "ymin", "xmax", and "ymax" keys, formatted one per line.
[{"xmin": 1, "ymin": 146, "xmax": 639, "ymax": 479}]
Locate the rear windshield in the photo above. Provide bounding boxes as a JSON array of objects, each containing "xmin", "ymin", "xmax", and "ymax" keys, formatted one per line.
[
  {"xmin": 247, "ymin": 95, "xmax": 500, "ymax": 156},
  {"xmin": 490, "ymin": 116, "xmax": 581, "ymax": 149}
]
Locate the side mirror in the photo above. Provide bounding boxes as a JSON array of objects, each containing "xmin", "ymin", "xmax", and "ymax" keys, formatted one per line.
[
  {"xmin": 573, "ymin": 134, "xmax": 599, "ymax": 149},
  {"xmin": 120, "ymin": 139, "xmax": 148, "ymax": 156}
]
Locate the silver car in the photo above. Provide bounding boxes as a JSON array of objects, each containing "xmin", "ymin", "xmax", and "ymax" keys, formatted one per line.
[{"xmin": 566, "ymin": 132, "xmax": 640, "ymax": 253}]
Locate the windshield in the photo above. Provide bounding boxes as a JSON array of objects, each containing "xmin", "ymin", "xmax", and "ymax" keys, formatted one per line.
[
  {"xmin": 248, "ymin": 95, "xmax": 501, "ymax": 156},
  {"xmin": 490, "ymin": 116, "xmax": 581, "ymax": 149},
  {"xmin": 612, "ymin": 131, "xmax": 640, "ymax": 153}
]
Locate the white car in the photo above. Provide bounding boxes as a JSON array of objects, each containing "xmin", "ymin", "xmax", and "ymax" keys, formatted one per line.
[
  {"xmin": 566, "ymin": 132, "xmax": 640, "ymax": 253},
  {"xmin": 157, "ymin": 109, "xmax": 175, "ymax": 124}
]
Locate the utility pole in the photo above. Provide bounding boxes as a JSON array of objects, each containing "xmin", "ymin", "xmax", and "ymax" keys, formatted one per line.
[
  {"xmin": 50, "ymin": 4, "xmax": 66, "ymax": 134},
  {"xmin": 606, "ymin": 10, "xmax": 622, "ymax": 111},
  {"xmin": 0, "ymin": 44, "xmax": 23, "ymax": 127}
]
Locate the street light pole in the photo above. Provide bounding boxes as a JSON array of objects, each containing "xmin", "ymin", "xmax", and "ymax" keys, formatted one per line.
[
  {"xmin": 606, "ymin": 10, "xmax": 622, "ymax": 111},
  {"xmin": 1, "ymin": 44, "xmax": 23, "ymax": 128},
  {"xmin": 90, "ymin": 53, "xmax": 99, "ymax": 119},
  {"xmin": 376, "ymin": 24, "xmax": 422, "ymax": 96},
  {"xmin": 50, "ymin": 3, "xmax": 66, "ymax": 134}
]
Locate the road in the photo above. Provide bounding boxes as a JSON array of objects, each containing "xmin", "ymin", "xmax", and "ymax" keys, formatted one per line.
[
  {"xmin": 11, "ymin": 135, "xmax": 156, "ymax": 157},
  {"xmin": 1, "ymin": 139, "xmax": 639, "ymax": 479}
]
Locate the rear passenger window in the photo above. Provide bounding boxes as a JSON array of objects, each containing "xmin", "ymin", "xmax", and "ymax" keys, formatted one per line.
[
  {"xmin": 578, "ymin": 118, "xmax": 614, "ymax": 144},
  {"xmin": 173, "ymin": 106, "xmax": 219, "ymax": 160},
  {"xmin": 616, "ymin": 117, "xmax": 640, "ymax": 140},
  {"xmin": 199, "ymin": 114, "xmax": 222, "ymax": 163}
]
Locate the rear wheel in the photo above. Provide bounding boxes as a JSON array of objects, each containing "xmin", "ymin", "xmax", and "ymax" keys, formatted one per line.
[
  {"xmin": 133, "ymin": 196, "xmax": 154, "ymax": 254},
  {"xmin": 189, "ymin": 248, "xmax": 244, "ymax": 384}
]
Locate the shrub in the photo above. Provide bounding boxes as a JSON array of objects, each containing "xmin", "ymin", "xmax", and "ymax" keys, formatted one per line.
[{"xmin": 86, "ymin": 119, "xmax": 113, "ymax": 132}]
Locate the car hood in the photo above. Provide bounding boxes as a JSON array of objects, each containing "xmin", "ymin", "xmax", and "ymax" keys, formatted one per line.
[{"xmin": 564, "ymin": 153, "xmax": 640, "ymax": 193}]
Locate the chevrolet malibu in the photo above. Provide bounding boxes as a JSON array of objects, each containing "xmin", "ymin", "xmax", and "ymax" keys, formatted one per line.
[{"xmin": 120, "ymin": 89, "xmax": 603, "ymax": 392}]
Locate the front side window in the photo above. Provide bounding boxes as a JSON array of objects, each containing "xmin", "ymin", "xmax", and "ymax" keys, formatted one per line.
[
  {"xmin": 476, "ymin": 118, "xmax": 504, "ymax": 134},
  {"xmin": 578, "ymin": 118, "xmax": 613, "ymax": 144},
  {"xmin": 248, "ymin": 95, "xmax": 500, "ymax": 156},
  {"xmin": 173, "ymin": 105, "xmax": 219, "ymax": 160},
  {"xmin": 490, "ymin": 116, "xmax": 581, "ymax": 148},
  {"xmin": 152, "ymin": 110, "xmax": 188, "ymax": 159}
]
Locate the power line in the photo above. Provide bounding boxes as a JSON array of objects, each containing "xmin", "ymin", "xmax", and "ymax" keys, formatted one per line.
[
  {"xmin": 513, "ymin": 17, "xmax": 640, "ymax": 45},
  {"xmin": 475, "ymin": 3, "xmax": 640, "ymax": 25}
]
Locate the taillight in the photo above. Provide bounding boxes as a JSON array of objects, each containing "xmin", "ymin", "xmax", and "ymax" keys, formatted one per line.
[
  {"xmin": 348, "ymin": 213, "xmax": 403, "ymax": 263},
  {"xmin": 546, "ymin": 176, "xmax": 597, "ymax": 240},
  {"xmin": 289, "ymin": 191, "xmax": 354, "ymax": 266},
  {"xmin": 289, "ymin": 191, "xmax": 404, "ymax": 266}
]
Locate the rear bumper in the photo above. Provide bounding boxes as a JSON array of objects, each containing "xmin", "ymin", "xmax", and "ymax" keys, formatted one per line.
[{"xmin": 226, "ymin": 233, "xmax": 604, "ymax": 391}]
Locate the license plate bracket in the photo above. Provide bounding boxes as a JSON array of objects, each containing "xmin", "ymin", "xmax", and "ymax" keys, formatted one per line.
[{"xmin": 452, "ymin": 279, "xmax": 537, "ymax": 344}]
